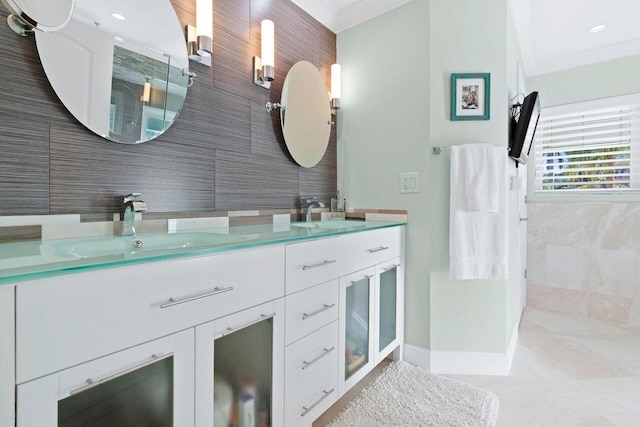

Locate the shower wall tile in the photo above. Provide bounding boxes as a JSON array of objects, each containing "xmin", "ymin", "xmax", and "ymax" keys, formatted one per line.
[{"xmin": 528, "ymin": 202, "xmax": 640, "ymax": 326}]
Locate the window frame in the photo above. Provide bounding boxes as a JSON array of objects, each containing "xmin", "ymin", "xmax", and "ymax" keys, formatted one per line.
[{"xmin": 528, "ymin": 93, "xmax": 640, "ymax": 202}]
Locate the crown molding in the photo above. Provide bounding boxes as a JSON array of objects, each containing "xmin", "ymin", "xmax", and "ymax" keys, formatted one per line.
[
  {"xmin": 334, "ymin": 0, "xmax": 413, "ymax": 33},
  {"xmin": 290, "ymin": 0, "xmax": 338, "ymax": 31},
  {"xmin": 292, "ymin": 0, "xmax": 413, "ymax": 34},
  {"xmin": 528, "ymin": 38, "xmax": 640, "ymax": 76}
]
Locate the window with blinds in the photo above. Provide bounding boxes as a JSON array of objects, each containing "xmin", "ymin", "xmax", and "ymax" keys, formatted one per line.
[{"xmin": 533, "ymin": 95, "xmax": 640, "ymax": 193}]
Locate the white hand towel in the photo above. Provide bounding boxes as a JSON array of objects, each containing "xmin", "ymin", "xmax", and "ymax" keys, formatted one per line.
[
  {"xmin": 462, "ymin": 144, "xmax": 499, "ymax": 213},
  {"xmin": 449, "ymin": 145, "xmax": 508, "ymax": 280}
]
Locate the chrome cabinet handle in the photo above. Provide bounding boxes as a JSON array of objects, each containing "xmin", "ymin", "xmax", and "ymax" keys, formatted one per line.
[
  {"xmin": 350, "ymin": 274, "xmax": 373, "ymax": 285},
  {"xmin": 519, "ymin": 217, "xmax": 528, "ymax": 222},
  {"xmin": 301, "ymin": 388, "xmax": 335, "ymax": 417},
  {"xmin": 222, "ymin": 312, "xmax": 276, "ymax": 337},
  {"xmin": 383, "ymin": 263, "xmax": 401, "ymax": 272},
  {"xmin": 160, "ymin": 286, "xmax": 234, "ymax": 309},
  {"xmin": 368, "ymin": 246, "xmax": 389, "ymax": 253},
  {"xmin": 70, "ymin": 353, "xmax": 172, "ymax": 396},
  {"xmin": 302, "ymin": 347, "xmax": 335, "ymax": 370},
  {"xmin": 302, "ymin": 259, "xmax": 336, "ymax": 270},
  {"xmin": 302, "ymin": 303, "xmax": 336, "ymax": 320}
]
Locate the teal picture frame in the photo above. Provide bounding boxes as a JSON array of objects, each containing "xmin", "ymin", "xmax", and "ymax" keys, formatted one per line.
[{"xmin": 451, "ymin": 73, "xmax": 490, "ymax": 121}]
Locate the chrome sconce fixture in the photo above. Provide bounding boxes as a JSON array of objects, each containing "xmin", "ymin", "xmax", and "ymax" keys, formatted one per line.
[
  {"xmin": 186, "ymin": 0, "xmax": 212, "ymax": 67},
  {"xmin": 330, "ymin": 63, "xmax": 341, "ymax": 110},
  {"xmin": 254, "ymin": 19, "xmax": 275, "ymax": 89}
]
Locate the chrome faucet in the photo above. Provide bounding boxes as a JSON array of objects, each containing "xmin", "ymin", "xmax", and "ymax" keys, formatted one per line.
[
  {"xmin": 301, "ymin": 196, "xmax": 325, "ymax": 222},
  {"xmin": 119, "ymin": 193, "xmax": 147, "ymax": 236}
]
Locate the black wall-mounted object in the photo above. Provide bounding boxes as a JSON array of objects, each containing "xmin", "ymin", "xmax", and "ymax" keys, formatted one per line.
[{"xmin": 509, "ymin": 91, "xmax": 541, "ymax": 165}]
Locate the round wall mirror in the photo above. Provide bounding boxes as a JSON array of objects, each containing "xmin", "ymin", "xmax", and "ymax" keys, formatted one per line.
[
  {"xmin": 34, "ymin": 0, "xmax": 190, "ymax": 144},
  {"xmin": 279, "ymin": 61, "xmax": 331, "ymax": 168},
  {"xmin": 1, "ymin": 0, "xmax": 75, "ymax": 33}
]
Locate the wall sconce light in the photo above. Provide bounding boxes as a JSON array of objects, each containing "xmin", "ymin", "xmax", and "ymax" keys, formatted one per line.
[
  {"xmin": 254, "ymin": 19, "xmax": 275, "ymax": 89},
  {"xmin": 330, "ymin": 63, "xmax": 341, "ymax": 110},
  {"xmin": 141, "ymin": 80, "xmax": 151, "ymax": 103},
  {"xmin": 186, "ymin": 0, "xmax": 212, "ymax": 67}
]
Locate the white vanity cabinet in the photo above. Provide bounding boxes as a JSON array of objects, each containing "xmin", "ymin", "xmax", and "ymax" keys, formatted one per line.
[
  {"xmin": 0, "ymin": 286, "xmax": 15, "ymax": 427},
  {"xmin": 195, "ymin": 299, "xmax": 285, "ymax": 427},
  {"xmin": 338, "ymin": 268, "xmax": 376, "ymax": 396},
  {"xmin": 337, "ymin": 228, "xmax": 405, "ymax": 397},
  {"xmin": 374, "ymin": 257, "xmax": 404, "ymax": 364},
  {"xmin": 17, "ymin": 329, "xmax": 195, "ymax": 427},
  {"xmin": 4, "ymin": 223, "xmax": 405, "ymax": 427}
]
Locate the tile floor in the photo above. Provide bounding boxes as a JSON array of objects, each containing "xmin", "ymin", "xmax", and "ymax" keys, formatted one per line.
[
  {"xmin": 451, "ymin": 307, "xmax": 640, "ymax": 426},
  {"xmin": 317, "ymin": 307, "xmax": 640, "ymax": 426}
]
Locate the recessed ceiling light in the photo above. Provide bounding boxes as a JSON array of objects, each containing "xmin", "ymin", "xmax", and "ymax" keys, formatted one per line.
[
  {"xmin": 111, "ymin": 13, "xmax": 126, "ymax": 21},
  {"xmin": 588, "ymin": 23, "xmax": 608, "ymax": 33}
]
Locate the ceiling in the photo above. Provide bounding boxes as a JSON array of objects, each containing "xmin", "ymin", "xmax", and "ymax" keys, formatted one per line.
[{"xmin": 294, "ymin": 0, "xmax": 640, "ymax": 77}]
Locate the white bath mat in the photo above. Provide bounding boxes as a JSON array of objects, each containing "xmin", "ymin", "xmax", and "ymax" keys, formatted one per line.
[{"xmin": 329, "ymin": 360, "xmax": 499, "ymax": 427}]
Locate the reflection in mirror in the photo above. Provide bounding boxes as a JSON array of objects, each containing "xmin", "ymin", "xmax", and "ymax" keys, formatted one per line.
[
  {"xmin": 34, "ymin": 0, "xmax": 190, "ymax": 144},
  {"xmin": 277, "ymin": 61, "xmax": 331, "ymax": 168},
  {"xmin": 1, "ymin": 0, "xmax": 75, "ymax": 34}
]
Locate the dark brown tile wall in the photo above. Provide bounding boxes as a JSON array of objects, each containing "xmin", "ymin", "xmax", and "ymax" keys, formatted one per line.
[{"xmin": 0, "ymin": 0, "xmax": 336, "ymax": 216}]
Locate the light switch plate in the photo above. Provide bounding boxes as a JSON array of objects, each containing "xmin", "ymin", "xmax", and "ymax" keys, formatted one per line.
[{"xmin": 400, "ymin": 172, "xmax": 420, "ymax": 193}]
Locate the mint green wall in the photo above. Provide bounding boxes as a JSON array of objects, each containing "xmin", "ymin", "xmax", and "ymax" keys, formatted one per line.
[
  {"xmin": 337, "ymin": 0, "xmax": 431, "ymax": 349},
  {"xmin": 527, "ymin": 54, "xmax": 640, "ymax": 108},
  {"xmin": 338, "ymin": 0, "xmax": 521, "ymax": 355},
  {"xmin": 428, "ymin": 0, "xmax": 514, "ymax": 353}
]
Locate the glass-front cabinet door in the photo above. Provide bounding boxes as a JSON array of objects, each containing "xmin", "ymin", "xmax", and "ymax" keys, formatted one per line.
[
  {"xmin": 338, "ymin": 267, "xmax": 375, "ymax": 396},
  {"xmin": 375, "ymin": 257, "xmax": 403, "ymax": 364},
  {"xmin": 17, "ymin": 330, "xmax": 195, "ymax": 427},
  {"xmin": 195, "ymin": 299, "xmax": 285, "ymax": 427}
]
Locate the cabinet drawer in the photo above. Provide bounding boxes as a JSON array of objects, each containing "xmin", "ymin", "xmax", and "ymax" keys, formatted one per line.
[
  {"xmin": 16, "ymin": 245, "xmax": 284, "ymax": 384},
  {"xmin": 285, "ymin": 280, "xmax": 338, "ymax": 345},
  {"xmin": 285, "ymin": 237, "xmax": 340, "ymax": 294},
  {"xmin": 341, "ymin": 227, "xmax": 402, "ymax": 273},
  {"xmin": 285, "ymin": 322, "xmax": 338, "ymax": 427}
]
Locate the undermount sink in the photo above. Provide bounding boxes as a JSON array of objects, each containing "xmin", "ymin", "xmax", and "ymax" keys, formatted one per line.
[
  {"xmin": 291, "ymin": 220, "xmax": 366, "ymax": 230},
  {"xmin": 41, "ymin": 232, "xmax": 249, "ymax": 259}
]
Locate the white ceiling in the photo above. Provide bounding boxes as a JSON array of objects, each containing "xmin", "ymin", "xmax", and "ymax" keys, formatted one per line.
[
  {"xmin": 295, "ymin": 0, "xmax": 640, "ymax": 77},
  {"xmin": 511, "ymin": 0, "xmax": 640, "ymax": 76}
]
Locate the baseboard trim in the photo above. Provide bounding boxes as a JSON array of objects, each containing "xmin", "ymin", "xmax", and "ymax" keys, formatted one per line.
[
  {"xmin": 403, "ymin": 326, "xmax": 519, "ymax": 376},
  {"xmin": 403, "ymin": 343, "xmax": 431, "ymax": 371}
]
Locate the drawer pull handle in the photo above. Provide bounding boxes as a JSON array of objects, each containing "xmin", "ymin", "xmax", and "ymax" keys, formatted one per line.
[
  {"xmin": 302, "ymin": 259, "xmax": 337, "ymax": 270},
  {"xmin": 382, "ymin": 263, "xmax": 401, "ymax": 272},
  {"xmin": 302, "ymin": 303, "xmax": 336, "ymax": 320},
  {"xmin": 160, "ymin": 286, "xmax": 234, "ymax": 309},
  {"xmin": 302, "ymin": 347, "xmax": 335, "ymax": 370},
  {"xmin": 70, "ymin": 353, "xmax": 173, "ymax": 396},
  {"xmin": 222, "ymin": 312, "xmax": 277, "ymax": 337},
  {"xmin": 301, "ymin": 388, "xmax": 335, "ymax": 417},
  {"xmin": 350, "ymin": 274, "xmax": 373, "ymax": 285},
  {"xmin": 368, "ymin": 246, "xmax": 389, "ymax": 253}
]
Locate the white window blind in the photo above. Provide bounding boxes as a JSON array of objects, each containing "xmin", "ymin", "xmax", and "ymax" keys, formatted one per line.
[{"xmin": 533, "ymin": 95, "xmax": 640, "ymax": 193}]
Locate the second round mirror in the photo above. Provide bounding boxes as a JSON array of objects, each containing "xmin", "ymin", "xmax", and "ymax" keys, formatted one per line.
[{"xmin": 278, "ymin": 61, "xmax": 331, "ymax": 168}]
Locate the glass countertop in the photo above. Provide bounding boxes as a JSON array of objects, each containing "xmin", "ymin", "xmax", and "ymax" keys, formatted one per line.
[{"xmin": 0, "ymin": 220, "xmax": 405, "ymax": 285}]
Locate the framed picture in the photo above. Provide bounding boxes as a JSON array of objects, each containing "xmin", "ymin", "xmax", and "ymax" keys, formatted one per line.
[{"xmin": 451, "ymin": 73, "xmax": 490, "ymax": 121}]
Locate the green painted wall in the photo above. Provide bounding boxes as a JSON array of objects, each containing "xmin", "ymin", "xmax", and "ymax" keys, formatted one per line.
[
  {"xmin": 428, "ymin": 0, "xmax": 513, "ymax": 353},
  {"xmin": 337, "ymin": 0, "xmax": 431, "ymax": 349},
  {"xmin": 527, "ymin": 54, "xmax": 640, "ymax": 108},
  {"xmin": 338, "ymin": 0, "xmax": 521, "ymax": 356}
]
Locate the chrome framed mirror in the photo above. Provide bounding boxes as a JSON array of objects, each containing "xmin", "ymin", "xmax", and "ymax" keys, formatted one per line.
[
  {"xmin": 268, "ymin": 61, "xmax": 332, "ymax": 168},
  {"xmin": 31, "ymin": 0, "xmax": 191, "ymax": 144}
]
